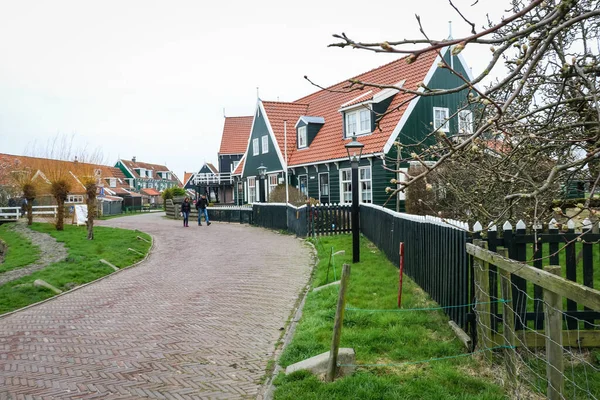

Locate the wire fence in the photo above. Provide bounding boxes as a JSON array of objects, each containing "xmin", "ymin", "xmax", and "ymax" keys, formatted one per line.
[{"xmin": 469, "ymin": 242, "xmax": 600, "ymax": 399}]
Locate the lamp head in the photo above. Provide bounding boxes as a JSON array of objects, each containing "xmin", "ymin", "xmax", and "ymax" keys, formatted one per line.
[
  {"xmin": 257, "ymin": 163, "xmax": 267, "ymax": 178},
  {"xmin": 345, "ymin": 135, "xmax": 364, "ymax": 162}
]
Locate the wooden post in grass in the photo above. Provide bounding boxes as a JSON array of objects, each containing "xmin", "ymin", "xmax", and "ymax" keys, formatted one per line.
[
  {"xmin": 473, "ymin": 240, "xmax": 492, "ymax": 363},
  {"xmin": 544, "ymin": 265, "xmax": 564, "ymax": 400},
  {"xmin": 498, "ymin": 248, "xmax": 517, "ymax": 390},
  {"xmin": 326, "ymin": 263, "xmax": 351, "ymax": 382}
]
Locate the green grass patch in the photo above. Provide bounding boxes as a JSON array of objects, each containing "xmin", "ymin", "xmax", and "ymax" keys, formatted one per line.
[
  {"xmin": 274, "ymin": 234, "xmax": 506, "ymax": 400},
  {"xmin": 0, "ymin": 224, "xmax": 41, "ymax": 274},
  {"xmin": 0, "ymin": 223, "xmax": 151, "ymax": 314}
]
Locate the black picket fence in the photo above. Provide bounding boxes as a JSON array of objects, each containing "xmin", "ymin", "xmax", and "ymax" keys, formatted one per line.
[
  {"xmin": 474, "ymin": 220, "xmax": 600, "ymax": 332},
  {"xmin": 308, "ymin": 203, "xmax": 352, "ymax": 236},
  {"xmin": 207, "ymin": 206, "xmax": 253, "ymax": 225},
  {"xmin": 360, "ymin": 204, "xmax": 471, "ymax": 330}
]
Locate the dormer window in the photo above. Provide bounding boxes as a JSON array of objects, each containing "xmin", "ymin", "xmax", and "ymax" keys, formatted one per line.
[
  {"xmin": 345, "ymin": 108, "xmax": 371, "ymax": 138},
  {"xmin": 298, "ymin": 126, "xmax": 307, "ymax": 148}
]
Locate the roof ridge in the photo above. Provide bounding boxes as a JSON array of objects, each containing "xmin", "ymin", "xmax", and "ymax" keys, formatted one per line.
[{"xmin": 294, "ymin": 52, "xmax": 431, "ymax": 103}]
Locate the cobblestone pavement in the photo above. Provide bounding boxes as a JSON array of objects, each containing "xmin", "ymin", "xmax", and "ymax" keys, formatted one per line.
[
  {"xmin": 0, "ymin": 220, "xmax": 67, "ymax": 286},
  {"xmin": 0, "ymin": 213, "xmax": 313, "ymax": 399}
]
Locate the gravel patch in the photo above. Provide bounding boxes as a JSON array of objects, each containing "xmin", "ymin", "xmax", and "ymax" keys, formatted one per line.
[{"xmin": 0, "ymin": 221, "xmax": 68, "ymax": 286}]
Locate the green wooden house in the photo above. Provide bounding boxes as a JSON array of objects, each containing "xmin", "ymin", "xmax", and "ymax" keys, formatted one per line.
[
  {"xmin": 232, "ymin": 47, "xmax": 474, "ymax": 209},
  {"xmin": 115, "ymin": 157, "xmax": 181, "ymax": 193}
]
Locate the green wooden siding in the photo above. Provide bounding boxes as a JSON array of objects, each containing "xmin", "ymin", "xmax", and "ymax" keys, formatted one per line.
[
  {"xmin": 243, "ymin": 108, "xmax": 283, "ymax": 178},
  {"xmin": 393, "ymin": 54, "xmax": 472, "ymax": 159}
]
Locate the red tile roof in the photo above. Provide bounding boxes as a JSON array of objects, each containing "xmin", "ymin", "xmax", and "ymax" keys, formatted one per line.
[
  {"xmin": 257, "ymin": 51, "xmax": 438, "ymax": 166},
  {"xmin": 141, "ymin": 188, "xmax": 161, "ymax": 196},
  {"xmin": 206, "ymin": 163, "xmax": 218, "ymax": 174},
  {"xmin": 183, "ymin": 172, "xmax": 193, "ymax": 186},
  {"xmin": 219, "ymin": 116, "xmax": 253, "ymax": 155},
  {"xmin": 232, "ymin": 155, "xmax": 245, "ymax": 176},
  {"xmin": 261, "ymin": 102, "xmax": 309, "ymax": 167},
  {"xmin": 0, "ymin": 153, "xmax": 129, "ymax": 196}
]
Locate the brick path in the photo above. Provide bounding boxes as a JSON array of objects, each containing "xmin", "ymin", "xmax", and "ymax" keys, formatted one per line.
[{"xmin": 0, "ymin": 214, "xmax": 313, "ymax": 399}]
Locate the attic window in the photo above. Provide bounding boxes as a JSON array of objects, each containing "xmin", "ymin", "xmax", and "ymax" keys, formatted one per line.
[
  {"xmin": 298, "ymin": 126, "xmax": 307, "ymax": 148},
  {"xmin": 458, "ymin": 110, "xmax": 473, "ymax": 134},
  {"xmin": 433, "ymin": 107, "xmax": 450, "ymax": 132},
  {"xmin": 345, "ymin": 108, "xmax": 371, "ymax": 138},
  {"xmin": 109, "ymin": 178, "xmax": 117, "ymax": 188}
]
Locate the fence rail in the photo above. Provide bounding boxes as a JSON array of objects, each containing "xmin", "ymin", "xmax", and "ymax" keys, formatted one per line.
[
  {"xmin": 308, "ymin": 203, "xmax": 352, "ymax": 236},
  {"xmin": 0, "ymin": 206, "xmax": 59, "ymax": 221}
]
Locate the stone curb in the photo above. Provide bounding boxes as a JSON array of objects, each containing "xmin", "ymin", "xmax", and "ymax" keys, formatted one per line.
[
  {"xmin": 257, "ymin": 238, "xmax": 319, "ymax": 400},
  {"xmin": 0, "ymin": 229, "xmax": 155, "ymax": 320}
]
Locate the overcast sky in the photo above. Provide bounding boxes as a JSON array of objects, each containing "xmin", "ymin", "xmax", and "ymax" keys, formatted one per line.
[{"xmin": 0, "ymin": 0, "xmax": 510, "ymax": 180}]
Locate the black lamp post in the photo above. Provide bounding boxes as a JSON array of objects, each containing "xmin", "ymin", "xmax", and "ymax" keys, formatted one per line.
[
  {"xmin": 345, "ymin": 135, "xmax": 364, "ymax": 263},
  {"xmin": 257, "ymin": 163, "xmax": 267, "ymax": 202}
]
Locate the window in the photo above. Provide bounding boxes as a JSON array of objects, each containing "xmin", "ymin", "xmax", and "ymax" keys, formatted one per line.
[
  {"xmin": 147, "ymin": 170, "xmax": 152, "ymax": 178},
  {"xmin": 397, "ymin": 168, "xmax": 408, "ymax": 201},
  {"xmin": 248, "ymin": 177, "xmax": 256, "ymax": 203},
  {"xmin": 360, "ymin": 167, "xmax": 372, "ymax": 203},
  {"xmin": 262, "ymin": 135, "xmax": 269, "ymax": 153},
  {"xmin": 66, "ymin": 195, "xmax": 84, "ymax": 203},
  {"xmin": 433, "ymin": 107, "xmax": 450, "ymax": 132},
  {"xmin": 253, "ymin": 138, "xmax": 259, "ymax": 156},
  {"xmin": 298, "ymin": 175, "xmax": 308, "ymax": 197},
  {"xmin": 298, "ymin": 126, "xmax": 307, "ymax": 148},
  {"xmin": 232, "ymin": 160, "xmax": 240, "ymax": 173},
  {"xmin": 318, "ymin": 173, "xmax": 329, "ymax": 202},
  {"xmin": 341, "ymin": 169, "xmax": 352, "ymax": 203},
  {"xmin": 109, "ymin": 178, "xmax": 117, "ymax": 188},
  {"xmin": 268, "ymin": 174, "xmax": 278, "ymax": 198},
  {"xmin": 345, "ymin": 108, "xmax": 371, "ymax": 137},
  {"xmin": 458, "ymin": 110, "xmax": 473, "ymax": 134},
  {"xmin": 339, "ymin": 166, "xmax": 372, "ymax": 204}
]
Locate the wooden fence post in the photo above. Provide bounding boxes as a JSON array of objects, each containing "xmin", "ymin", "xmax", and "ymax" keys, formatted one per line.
[
  {"xmin": 544, "ymin": 265, "xmax": 564, "ymax": 400},
  {"xmin": 473, "ymin": 240, "xmax": 492, "ymax": 363},
  {"xmin": 326, "ymin": 263, "xmax": 351, "ymax": 382},
  {"xmin": 498, "ymin": 248, "xmax": 517, "ymax": 391}
]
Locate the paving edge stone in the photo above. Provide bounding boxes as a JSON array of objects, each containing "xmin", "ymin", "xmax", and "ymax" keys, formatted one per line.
[
  {"xmin": 0, "ymin": 232, "xmax": 155, "ymax": 320},
  {"xmin": 257, "ymin": 238, "xmax": 319, "ymax": 400}
]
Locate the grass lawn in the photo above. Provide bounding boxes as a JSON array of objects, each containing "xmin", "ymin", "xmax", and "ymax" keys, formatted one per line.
[
  {"xmin": 0, "ymin": 222, "xmax": 151, "ymax": 314},
  {"xmin": 0, "ymin": 224, "xmax": 41, "ymax": 274},
  {"xmin": 273, "ymin": 234, "xmax": 507, "ymax": 400}
]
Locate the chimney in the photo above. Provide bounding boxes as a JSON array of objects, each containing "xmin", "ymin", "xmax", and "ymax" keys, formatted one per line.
[{"xmin": 132, "ymin": 156, "xmax": 136, "ymax": 163}]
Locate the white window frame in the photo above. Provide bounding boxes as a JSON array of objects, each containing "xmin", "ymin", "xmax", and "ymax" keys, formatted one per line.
[
  {"xmin": 109, "ymin": 178, "xmax": 117, "ymax": 188},
  {"xmin": 340, "ymin": 169, "xmax": 352, "ymax": 203},
  {"xmin": 433, "ymin": 107, "xmax": 450, "ymax": 132},
  {"xmin": 397, "ymin": 168, "xmax": 408, "ymax": 201},
  {"xmin": 345, "ymin": 107, "xmax": 371, "ymax": 138},
  {"xmin": 262, "ymin": 135, "xmax": 269, "ymax": 154},
  {"xmin": 298, "ymin": 175, "xmax": 308, "ymax": 198},
  {"xmin": 252, "ymin": 138, "xmax": 259, "ymax": 156},
  {"xmin": 318, "ymin": 172, "xmax": 329, "ymax": 201},
  {"xmin": 298, "ymin": 126, "xmax": 307, "ymax": 148},
  {"xmin": 268, "ymin": 174, "xmax": 278, "ymax": 198},
  {"xmin": 339, "ymin": 166, "xmax": 372, "ymax": 204},
  {"xmin": 248, "ymin": 177, "xmax": 256, "ymax": 203},
  {"xmin": 458, "ymin": 110, "xmax": 473, "ymax": 134},
  {"xmin": 66, "ymin": 195, "xmax": 84, "ymax": 203},
  {"xmin": 231, "ymin": 160, "xmax": 240, "ymax": 173}
]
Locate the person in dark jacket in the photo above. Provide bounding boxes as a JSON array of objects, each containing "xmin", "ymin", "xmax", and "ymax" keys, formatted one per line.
[
  {"xmin": 195, "ymin": 194, "xmax": 210, "ymax": 226},
  {"xmin": 180, "ymin": 197, "xmax": 191, "ymax": 227}
]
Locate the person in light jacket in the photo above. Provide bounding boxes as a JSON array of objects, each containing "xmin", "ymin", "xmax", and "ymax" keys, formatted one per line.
[
  {"xmin": 180, "ymin": 197, "xmax": 191, "ymax": 227},
  {"xmin": 196, "ymin": 194, "xmax": 210, "ymax": 226}
]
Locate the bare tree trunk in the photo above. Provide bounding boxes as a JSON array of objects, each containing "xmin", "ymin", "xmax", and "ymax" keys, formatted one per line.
[
  {"xmin": 56, "ymin": 199, "xmax": 65, "ymax": 230},
  {"xmin": 26, "ymin": 202, "xmax": 33, "ymax": 225},
  {"xmin": 86, "ymin": 192, "xmax": 96, "ymax": 240}
]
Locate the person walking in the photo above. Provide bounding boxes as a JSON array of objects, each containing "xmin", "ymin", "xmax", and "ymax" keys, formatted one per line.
[
  {"xmin": 196, "ymin": 194, "xmax": 210, "ymax": 226},
  {"xmin": 181, "ymin": 197, "xmax": 191, "ymax": 227}
]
